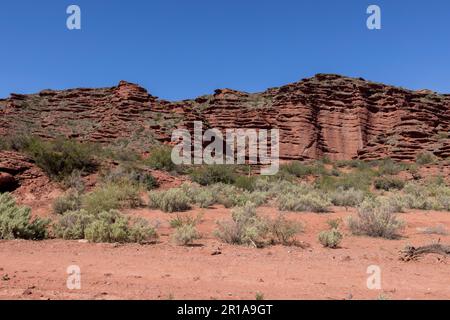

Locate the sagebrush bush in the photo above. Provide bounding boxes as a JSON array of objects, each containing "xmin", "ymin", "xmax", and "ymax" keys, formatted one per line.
[
  {"xmin": 279, "ymin": 161, "xmax": 327, "ymax": 178},
  {"xmin": 252, "ymin": 177, "xmax": 274, "ymax": 192},
  {"xmin": 377, "ymin": 158, "xmax": 406, "ymax": 175},
  {"xmin": 215, "ymin": 203, "xmax": 269, "ymax": 247},
  {"xmin": 326, "ymin": 218, "xmax": 342, "ymax": 229},
  {"xmin": 233, "ymin": 175, "xmax": 257, "ymax": 191},
  {"xmin": 181, "ymin": 184, "xmax": 216, "ymax": 208},
  {"xmin": 0, "ymin": 193, "xmax": 49, "ymax": 240},
  {"xmin": 215, "ymin": 204, "xmax": 302, "ymax": 247},
  {"xmin": 329, "ymin": 187, "xmax": 365, "ymax": 208},
  {"xmin": 278, "ymin": 191, "xmax": 331, "ymax": 213},
  {"xmin": 318, "ymin": 228, "xmax": 343, "ymax": 248},
  {"xmin": 82, "ymin": 181, "xmax": 141, "ymax": 214},
  {"xmin": 169, "ymin": 213, "xmax": 203, "ymax": 228},
  {"xmin": 374, "ymin": 177, "xmax": 405, "ymax": 191},
  {"xmin": 146, "ymin": 145, "xmax": 177, "ymax": 172},
  {"xmin": 61, "ymin": 170, "xmax": 86, "ymax": 193},
  {"xmin": 53, "ymin": 209, "xmax": 93, "ymax": 239},
  {"xmin": 148, "ymin": 188, "xmax": 191, "ymax": 212},
  {"xmin": 190, "ymin": 165, "xmax": 236, "ymax": 186},
  {"xmin": 315, "ymin": 168, "xmax": 376, "ymax": 192},
  {"xmin": 101, "ymin": 165, "xmax": 159, "ymax": 190},
  {"xmin": 54, "ymin": 209, "xmax": 157, "ymax": 243},
  {"xmin": 210, "ymin": 183, "xmax": 268, "ymax": 208},
  {"xmin": 127, "ymin": 217, "xmax": 158, "ymax": 243},
  {"xmin": 348, "ymin": 198, "xmax": 404, "ymax": 239},
  {"xmin": 172, "ymin": 224, "xmax": 201, "ymax": 245},
  {"xmin": 402, "ymin": 182, "xmax": 450, "ymax": 211},
  {"xmin": 269, "ymin": 215, "xmax": 303, "ymax": 245},
  {"xmin": 53, "ymin": 192, "xmax": 82, "ymax": 214},
  {"xmin": 416, "ymin": 152, "xmax": 437, "ymax": 165}
]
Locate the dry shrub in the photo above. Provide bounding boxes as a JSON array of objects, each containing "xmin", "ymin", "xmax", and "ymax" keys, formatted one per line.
[
  {"xmin": 348, "ymin": 198, "xmax": 404, "ymax": 239},
  {"xmin": 318, "ymin": 228, "xmax": 343, "ymax": 248},
  {"xmin": 148, "ymin": 188, "xmax": 191, "ymax": 213},
  {"xmin": 54, "ymin": 209, "xmax": 157, "ymax": 243}
]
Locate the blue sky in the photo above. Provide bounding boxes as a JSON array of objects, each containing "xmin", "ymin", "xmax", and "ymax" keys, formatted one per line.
[{"xmin": 0, "ymin": 0, "xmax": 449, "ymax": 100}]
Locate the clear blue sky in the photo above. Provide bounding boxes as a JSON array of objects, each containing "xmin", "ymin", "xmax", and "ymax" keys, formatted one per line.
[{"xmin": 1, "ymin": 0, "xmax": 449, "ymax": 100}]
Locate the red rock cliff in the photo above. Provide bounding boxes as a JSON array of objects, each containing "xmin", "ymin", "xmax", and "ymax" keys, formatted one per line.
[{"xmin": 0, "ymin": 74, "xmax": 449, "ymax": 161}]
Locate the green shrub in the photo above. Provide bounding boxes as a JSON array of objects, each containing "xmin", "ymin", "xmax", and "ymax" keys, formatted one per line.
[
  {"xmin": 82, "ymin": 182, "xmax": 141, "ymax": 214},
  {"xmin": 326, "ymin": 218, "xmax": 342, "ymax": 229},
  {"xmin": 279, "ymin": 161, "xmax": 328, "ymax": 178},
  {"xmin": 234, "ymin": 176, "xmax": 257, "ymax": 191},
  {"xmin": 172, "ymin": 224, "xmax": 201, "ymax": 245},
  {"xmin": 278, "ymin": 191, "xmax": 331, "ymax": 213},
  {"xmin": 181, "ymin": 184, "xmax": 216, "ymax": 208},
  {"xmin": 101, "ymin": 165, "xmax": 159, "ymax": 190},
  {"xmin": 0, "ymin": 132, "xmax": 34, "ymax": 152},
  {"xmin": 146, "ymin": 145, "xmax": 176, "ymax": 171},
  {"xmin": 53, "ymin": 209, "xmax": 93, "ymax": 240},
  {"xmin": 269, "ymin": 215, "xmax": 303, "ymax": 245},
  {"xmin": 102, "ymin": 144, "xmax": 142, "ymax": 163},
  {"xmin": 148, "ymin": 188, "xmax": 191, "ymax": 212},
  {"xmin": 190, "ymin": 165, "xmax": 236, "ymax": 186},
  {"xmin": 215, "ymin": 203, "xmax": 269, "ymax": 247},
  {"xmin": 61, "ymin": 170, "xmax": 86, "ymax": 193},
  {"xmin": 318, "ymin": 228, "xmax": 342, "ymax": 248},
  {"xmin": 315, "ymin": 168, "xmax": 376, "ymax": 192},
  {"xmin": 335, "ymin": 159, "xmax": 372, "ymax": 170},
  {"xmin": 348, "ymin": 198, "xmax": 404, "ymax": 239},
  {"xmin": 25, "ymin": 137, "xmax": 97, "ymax": 180},
  {"xmin": 53, "ymin": 192, "xmax": 82, "ymax": 214},
  {"xmin": 253, "ymin": 177, "xmax": 274, "ymax": 192},
  {"xmin": 416, "ymin": 152, "xmax": 437, "ymax": 165},
  {"xmin": 169, "ymin": 213, "xmax": 203, "ymax": 228},
  {"xmin": 402, "ymin": 182, "xmax": 450, "ymax": 211},
  {"xmin": 329, "ymin": 187, "xmax": 365, "ymax": 208},
  {"xmin": 374, "ymin": 177, "xmax": 405, "ymax": 191},
  {"xmin": 208, "ymin": 183, "xmax": 268, "ymax": 208},
  {"xmin": 54, "ymin": 209, "xmax": 157, "ymax": 243},
  {"xmin": 377, "ymin": 158, "xmax": 406, "ymax": 175},
  {"xmin": 127, "ymin": 217, "xmax": 158, "ymax": 244},
  {"xmin": 0, "ymin": 193, "xmax": 49, "ymax": 240}
]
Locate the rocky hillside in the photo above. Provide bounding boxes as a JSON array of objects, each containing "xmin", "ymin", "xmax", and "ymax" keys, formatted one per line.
[{"xmin": 1, "ymin": 74, "xmax": 449, "ymax": 161}]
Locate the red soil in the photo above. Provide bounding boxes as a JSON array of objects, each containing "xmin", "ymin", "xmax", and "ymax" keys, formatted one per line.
[{"xmin": 1, "ymin": 205, "xmax": 450, "ymax": 300}]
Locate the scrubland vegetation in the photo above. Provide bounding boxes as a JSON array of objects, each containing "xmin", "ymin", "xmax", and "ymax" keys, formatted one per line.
[{"xmin": 1, "ymin": 134, "xmax": 449, "ymax": 247}]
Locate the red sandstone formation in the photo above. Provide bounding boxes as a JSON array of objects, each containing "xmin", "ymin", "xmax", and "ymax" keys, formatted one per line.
[
  {"xmin": 0, "ymin": 74, "xmax": 449, "ymax": 161},
  {"xmin": 0, "ymin": 151, "xmax": 56, "ymax": 199}
]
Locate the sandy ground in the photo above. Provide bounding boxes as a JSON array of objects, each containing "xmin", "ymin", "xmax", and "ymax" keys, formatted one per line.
[{"xmin": 1, "ymin": 205, "xmax": 450, "ymax": 300}]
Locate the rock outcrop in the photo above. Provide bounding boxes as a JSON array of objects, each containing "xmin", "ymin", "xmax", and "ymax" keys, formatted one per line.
[
  {"xmin": 0, "ymin": 74, "xmax": 449, "ymax": 161},
  {"xmin": 0, "ymin": 151, "xmax": 55, "ymax": 198}
]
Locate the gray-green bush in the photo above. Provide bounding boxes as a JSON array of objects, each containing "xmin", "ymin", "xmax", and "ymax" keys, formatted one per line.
[
  {"xmin": 172, "ymin": 224, "xmax": 201, "ymax": 245},
  {"xmin": 54, "ymin": 209, "xmax": 157, "ymax": 243},
  {"xmin": 318, "ymin": 228, "xmax": 343, "ymax": 248},
  {"xmin": 148, "ymin": 188, "xmax": 191, "ymax": 212},
  {"xmin": 0, "ymin": 193, "xmax": 49, "ymax": 240},
  {"xmin": 348, "ymin": 198, "xmax": 404, "ymax": 239},
  {"xmin": 53, "ymin": 192, "xmax": 82, "ymax": 214}
]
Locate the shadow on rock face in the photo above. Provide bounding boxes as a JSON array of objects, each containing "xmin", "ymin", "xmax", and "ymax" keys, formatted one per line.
[{"xmin": 0, "ymin": 172, "xmax": 19, "ymax": 193}]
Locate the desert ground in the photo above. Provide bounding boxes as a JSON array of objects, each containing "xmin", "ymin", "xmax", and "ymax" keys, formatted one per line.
[{"xmin": 1, "ymin": 203, "xmax": 450, "ymax": 300}]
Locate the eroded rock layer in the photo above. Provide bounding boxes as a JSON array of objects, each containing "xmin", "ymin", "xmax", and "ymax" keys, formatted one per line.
[{"xmin": 1, "ymin": 74, "xmax": 449, "ymax": 161}]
